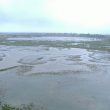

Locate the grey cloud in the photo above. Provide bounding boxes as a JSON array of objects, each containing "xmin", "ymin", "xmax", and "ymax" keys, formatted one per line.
[
  {"xmin": 0, "ymin": 0, "xmax": 55, "ymax": 27},
  {"xmin": 0, "ymin": 0, "xmax": 109, "ymax": 33}
]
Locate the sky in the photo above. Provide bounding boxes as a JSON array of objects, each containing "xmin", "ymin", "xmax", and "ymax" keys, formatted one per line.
[{"xmin": 0, "ymin": 0, "xmax": 110, "ymax": 34}]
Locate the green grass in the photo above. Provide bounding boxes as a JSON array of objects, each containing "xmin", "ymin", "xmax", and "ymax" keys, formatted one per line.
[
  {"xmin": 0, "ymin": 38, "xmax": 110, "ymax": 52},
  {"xmin": 0, "ymin": 103, "xmax": 35, "ymax": 110},
  {"xmin": 1, "ymin": 104, "xmax": 15, "ymax": 110},
  {"xmin": 0, "ymin": 102, "xmax": 48, "ymax": 110}
]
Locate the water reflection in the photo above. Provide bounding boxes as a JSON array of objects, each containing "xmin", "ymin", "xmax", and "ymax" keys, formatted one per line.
[{"xmin": 7, "ymin": 36, "xmax": 101, "ymax": 42}]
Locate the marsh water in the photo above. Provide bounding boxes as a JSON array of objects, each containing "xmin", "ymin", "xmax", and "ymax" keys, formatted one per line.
[{"xmin": 0, "ymin": 35, "xmax": 110, "ymax": 110}]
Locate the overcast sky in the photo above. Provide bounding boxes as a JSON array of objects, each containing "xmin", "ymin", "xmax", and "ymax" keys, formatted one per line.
[{"xmin": 0, "ymin": 0, "xmax": 110, "ymax": 33}]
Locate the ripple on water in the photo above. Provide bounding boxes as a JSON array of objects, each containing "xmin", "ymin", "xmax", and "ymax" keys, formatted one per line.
[{"xmin": 89, "ymin": 51, "xmax": 110, "ymax": 64}]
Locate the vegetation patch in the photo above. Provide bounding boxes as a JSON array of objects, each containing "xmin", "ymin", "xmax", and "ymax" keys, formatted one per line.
[
  {"xmin": 0, "ymin": 38, "xmax": 110, "ymax": 52},
  {"xmin": 0, "ymin": 102, "xmax": 47, "ymax": 110},
  {"xmin": 0, "ymin": 66, "xmax": 18, "ymax": 72},
  {"xmin": 66, "ymin": 55, "xmax": 81, "ymax": 61}
]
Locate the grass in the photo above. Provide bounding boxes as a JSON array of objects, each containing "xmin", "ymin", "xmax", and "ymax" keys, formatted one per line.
[
  {"xmin": 1, "ymin": 104, "xmax": 15, "ymax": 110},
  {"xmin": 1, "ymin": 104, "xmax": 34, "ymax": 110},
  {"xmin": 0, "ymin": 38, "xmax": 110, "ymax": 52},
  {"xmin": 0, "ymin": 102, "xmax": 47, "ymax": 110}
]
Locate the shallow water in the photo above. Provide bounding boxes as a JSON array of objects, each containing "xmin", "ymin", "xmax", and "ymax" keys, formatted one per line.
[
  {"xmin": 0, "ymin": 36, "xmax": 110, "ymax": 110},
  {"xmin": 7, "ymin": 36, "xmax": 100, "ymax": 42}
]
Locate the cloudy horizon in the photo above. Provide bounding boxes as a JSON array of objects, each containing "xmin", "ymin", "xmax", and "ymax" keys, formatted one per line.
[{"xmin": 0, "ymin": 0, "xmax": 110, "ymax": 34}]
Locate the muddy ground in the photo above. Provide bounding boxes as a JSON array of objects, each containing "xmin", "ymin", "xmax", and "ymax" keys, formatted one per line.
[{"xmin": 0, "ymin": 35, "xmax": 110, "ymax": 110}]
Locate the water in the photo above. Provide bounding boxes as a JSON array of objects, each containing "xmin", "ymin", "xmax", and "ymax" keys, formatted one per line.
[
  {"xmin": 7, "ymin": 36, "xmax": 100, "ymax": 42},
  {"xmin": 0, "ymin": 36, "xmax": 110, "ymax": 110},
  {"xmin": 0, "ymin": 65, "xmax": 110, "ymax": 110}
]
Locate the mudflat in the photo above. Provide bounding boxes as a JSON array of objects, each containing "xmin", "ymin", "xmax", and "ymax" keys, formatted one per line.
[{"xmin": 0, "ymin": 35, "xmax": 110, "ymax": 110}]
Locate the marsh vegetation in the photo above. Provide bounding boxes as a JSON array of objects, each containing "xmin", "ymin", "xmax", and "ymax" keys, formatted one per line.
[{"xmin": 0, "ymin": 33, "xmax": 110, "ymax": 110}]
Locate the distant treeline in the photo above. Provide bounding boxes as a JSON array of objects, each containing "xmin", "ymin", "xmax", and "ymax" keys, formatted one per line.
[{"xmin": 0, "ymin": 33, "xmax": 110, "ymax": 38}]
